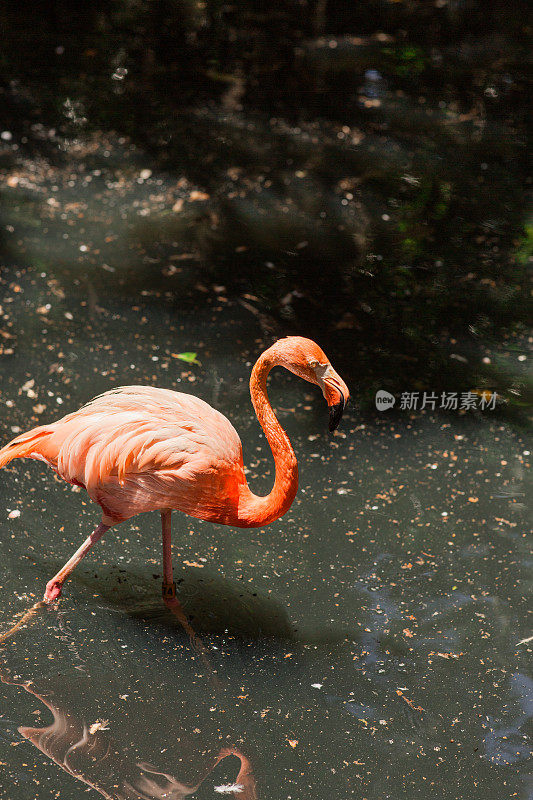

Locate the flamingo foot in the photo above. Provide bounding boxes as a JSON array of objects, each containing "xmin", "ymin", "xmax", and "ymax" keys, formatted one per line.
[{"xmin": 43, "ymin": 580, "xmax": 63, "ymax": 604}]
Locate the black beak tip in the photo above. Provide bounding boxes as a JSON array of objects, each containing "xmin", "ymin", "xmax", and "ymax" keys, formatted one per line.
[{"xmin": 328, "ymin": 401, "xmax": 344, "ymax": 432}]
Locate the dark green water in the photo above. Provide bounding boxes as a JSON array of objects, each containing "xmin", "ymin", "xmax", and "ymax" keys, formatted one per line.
[{"xmin": 0, "ymin": 155, "xmax": 531, "ymax": 797}]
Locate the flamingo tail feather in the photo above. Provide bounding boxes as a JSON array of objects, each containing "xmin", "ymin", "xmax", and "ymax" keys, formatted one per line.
[{"xmin": 0, "ymin": 429, "xmax": 53, "ymax": 470}]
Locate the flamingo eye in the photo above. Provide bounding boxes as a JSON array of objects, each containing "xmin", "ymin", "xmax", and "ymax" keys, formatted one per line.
[{"xmin": 309, "ymin": 359, "xmax": 319, "ymax": 368}]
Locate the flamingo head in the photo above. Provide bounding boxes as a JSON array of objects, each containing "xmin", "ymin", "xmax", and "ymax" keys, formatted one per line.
[{"xmin": 275, "ymin": 337, "xmax": 350, "ymax": 431}]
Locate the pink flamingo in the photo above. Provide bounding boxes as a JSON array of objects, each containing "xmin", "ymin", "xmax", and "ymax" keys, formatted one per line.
[{"xmin": 0, "ymin": 336, "xmax": 348, "ymax": 610}]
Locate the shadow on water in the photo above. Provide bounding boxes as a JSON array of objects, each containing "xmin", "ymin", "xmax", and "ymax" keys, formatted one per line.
[{"xmin": 4, "ymin": 555, "xmax": 372, "ymax": 649}]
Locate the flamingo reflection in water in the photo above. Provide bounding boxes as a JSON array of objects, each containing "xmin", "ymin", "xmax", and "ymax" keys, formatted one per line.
[{"xmin": 0, "ymin": 667, "xmax": 257, "ymax": 799}]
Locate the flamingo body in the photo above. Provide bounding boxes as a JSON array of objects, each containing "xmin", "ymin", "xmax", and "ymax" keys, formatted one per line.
[{"xmin": 16, "ymin": 386, "xmax": 247, "ymax": 527}]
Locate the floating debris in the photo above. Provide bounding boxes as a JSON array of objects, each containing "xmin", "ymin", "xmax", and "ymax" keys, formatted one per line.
[{"xmin": 88, "ymin": 719, "xmax": 110, "ymax": 734}]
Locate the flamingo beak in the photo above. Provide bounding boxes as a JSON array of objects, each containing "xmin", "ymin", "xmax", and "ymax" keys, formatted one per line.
[
  {"xmin": 315, "ymin": 364, "xmax": 349, "ymax": 432},
  {"xmin": 329, "ymin": 390, "xmax": 346, "ymax": 432}
]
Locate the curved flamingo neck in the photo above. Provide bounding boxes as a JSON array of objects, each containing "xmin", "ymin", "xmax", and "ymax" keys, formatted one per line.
[{"xmin": 238, "ymin": 347, "xmax": 298, "ymax": 527}]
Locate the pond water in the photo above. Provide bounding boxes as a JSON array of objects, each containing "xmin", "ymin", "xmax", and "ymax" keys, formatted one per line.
[{"xmin": 0, "ymin": 127, "xmax": 531, "ymax": 798}]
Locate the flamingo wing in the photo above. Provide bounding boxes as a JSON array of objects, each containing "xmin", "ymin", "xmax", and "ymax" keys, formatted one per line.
[{"xmin": 9, "ymin": 386, "xmax": 246, "ymax": 524}]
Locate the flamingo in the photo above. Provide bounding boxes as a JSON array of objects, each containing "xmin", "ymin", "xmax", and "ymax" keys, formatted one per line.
[{"xmin": 0, "ymin": 336, "xmax": 349, "ymax": 610}]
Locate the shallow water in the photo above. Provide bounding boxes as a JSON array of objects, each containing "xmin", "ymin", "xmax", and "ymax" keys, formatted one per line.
[{"xmin": 0, "ymin": 117, "xmax": 531, "ymax": 799}]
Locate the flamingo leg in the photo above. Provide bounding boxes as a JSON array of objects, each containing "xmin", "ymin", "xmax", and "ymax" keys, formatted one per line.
[
  {"xmin": 43, "ymin": 521, "xmax": 110, "ymax": 603},
  {"xmin": 160, "ymin": 513, "xmax": 198, "ymax": 628},
  {"xmin": 160, "ymin": 512, "xmax": 192, "ymax": 623},
  {"xmin": 161, "ymin": 509, "xmax": 177, "ymax": 600}
]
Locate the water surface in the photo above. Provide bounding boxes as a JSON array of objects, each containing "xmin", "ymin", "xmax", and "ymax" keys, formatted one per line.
[{"xmin": 0, "ymin": 78, "xmax": 531, "ymax": 799}]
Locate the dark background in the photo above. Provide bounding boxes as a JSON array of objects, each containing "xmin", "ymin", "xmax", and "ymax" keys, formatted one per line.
[{"xmin": 1, "ymin": 0, "xmax": 531, "ymax": 410}]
